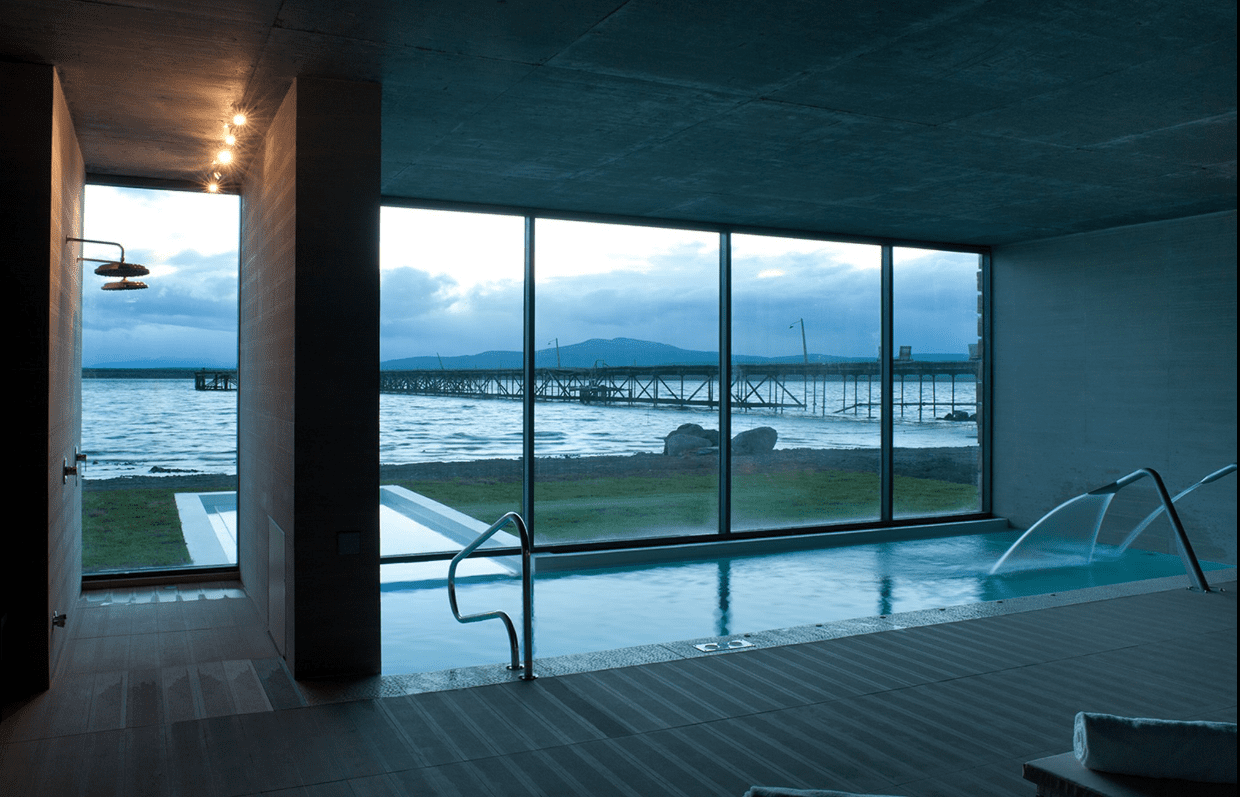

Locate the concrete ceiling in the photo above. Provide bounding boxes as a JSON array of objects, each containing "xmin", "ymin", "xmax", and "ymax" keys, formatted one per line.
[{"xmin": 3, "ymin": 0, "xmax": 1235, "ymax": 245}]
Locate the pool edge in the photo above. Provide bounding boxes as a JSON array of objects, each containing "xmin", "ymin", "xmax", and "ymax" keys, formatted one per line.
[{"xmin": 297, "ymin": 567, "xmax": 1237, "ymax": 705}]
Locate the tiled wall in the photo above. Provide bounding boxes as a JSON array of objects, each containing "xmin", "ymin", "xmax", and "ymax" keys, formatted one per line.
[
  {"xmin": 2, "ymin": 62, "xmax": 84, "ymax": 696},
  {"xmin": 239, "ymin": 77, "xmax": 381, "ymax": 678},
  {"xmin": 992, "ymin": 211, "xmax": 1238, "ymax": 564},
  {"xmin": 239, "ymin": 78, "xmax": 298, "ymax": 655},
  {"xmin": 48, "ymin": 67, "xmax": 85, "ymax": 682}
]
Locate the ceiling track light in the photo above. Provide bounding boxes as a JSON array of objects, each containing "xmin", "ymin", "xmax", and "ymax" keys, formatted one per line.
[
  {"xmin": 68, "ymin": 237, "xmax": 150, "ymax": 291},
  {"xmin": 203, "ymin": 105, "xmax": 251, "ymax": 193}
]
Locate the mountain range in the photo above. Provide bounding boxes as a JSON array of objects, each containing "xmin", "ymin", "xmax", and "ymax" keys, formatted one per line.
[
  {"xmin": 82, "ymin": 338, "xmax": 966, "ymax": 370},
  {"xmin": 381, "ymin": 337, "xmax": 966, "ymax": 370}
]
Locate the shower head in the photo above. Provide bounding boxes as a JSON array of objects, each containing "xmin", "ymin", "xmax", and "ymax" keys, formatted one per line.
[
  {"xmin": 92, "ymin": 260, "xmax": 150, "ymax": 279},
  {"xmin": 68, "ymin": 237, "xmax": 151, "ymax": 291},
  {"xmin": 100, "ymin": 280, "xmax": 150, "ymax": 292}
]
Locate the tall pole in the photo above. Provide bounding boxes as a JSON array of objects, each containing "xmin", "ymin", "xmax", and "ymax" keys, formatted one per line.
[
  {"xmin": 547, "ymin": 338, "xmax": 560, "ymax": 368},
  {"xmin": 791, "ymin": 318, "xmax": 808, "ymax": 409},
  {"xmin": 788, "ymin": 322, "xmax": 808, "ymax": 364}
]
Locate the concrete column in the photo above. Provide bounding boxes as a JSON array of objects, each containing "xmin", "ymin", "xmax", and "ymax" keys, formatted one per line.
[{"xmin": 239, "ymin": 77, "xmax": 381, "ymax": 678}]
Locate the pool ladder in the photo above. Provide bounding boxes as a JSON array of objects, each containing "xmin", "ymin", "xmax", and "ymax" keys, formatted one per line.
[{"xmin": 447, "ymin": 512, "xmax": 536, "ymax": 680}]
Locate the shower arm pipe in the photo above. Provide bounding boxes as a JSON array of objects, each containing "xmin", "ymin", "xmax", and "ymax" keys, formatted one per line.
[
  {"xmin": 1089, "ymin": 468, "xmax": 1211, "ymax": 592},
  {"xmin": 67, "ymin": 237, "xmax": 127, "ymax": 262},
  {"xmin": 447, "ymin": 511, "xmax": 535, "ymax": 679}
]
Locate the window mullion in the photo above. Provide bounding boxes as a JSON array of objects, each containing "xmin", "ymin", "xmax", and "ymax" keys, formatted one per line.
[
  {"xmin": 523, "ymin": 216, "xmax": 536, "ymax": 540},
  {"xmin": 880, "ymin": 244, "xmax": 894, "ymax": 523},
  {"xmin": 719, "ymin": 231, "xmax": 732, "ymax": 536}
]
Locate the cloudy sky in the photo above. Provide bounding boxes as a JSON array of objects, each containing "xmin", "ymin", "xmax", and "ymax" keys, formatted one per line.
[
  {"xmin": 83, "ymin": 186, "xmax": 241, "ymax": 367},
  {"xmin": 82, "ymin": 186, "xmax": 979, "ymax": 367}
]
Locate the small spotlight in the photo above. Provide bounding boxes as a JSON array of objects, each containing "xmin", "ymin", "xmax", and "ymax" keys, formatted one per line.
[
  {"xmin": 207, "ymin": 182, "xmax": 220, "ymax": 193},
  {"xmin": 232, "ymin": 113, "xmax": 247, "ymax": 126},
  {"xmin": 224, "ymin": 133, "xmax": 237, "ymax": 145},
  {"xmin": 217, "ymin": 150, "xmax": 234, "ymax": 165}
]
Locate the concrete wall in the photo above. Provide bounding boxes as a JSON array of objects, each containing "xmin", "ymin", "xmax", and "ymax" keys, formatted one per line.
[
  {"xmin": 239, "ymin": 75, "xmax": 297, "ymax": 654},
  {"xmin": 992, "ymin": 211, "xmax": 1237, "ymax": 564},
  {"xmin": 2, "ymin": 63, "xmax": 84, "ymax": 697},
  {"xmin": 239, "ymin": 77, "xmax": 382, "ymax": 679}
]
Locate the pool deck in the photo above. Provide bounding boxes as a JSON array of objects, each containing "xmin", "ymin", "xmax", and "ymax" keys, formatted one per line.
[{"xmin": 2, "ymin": 573, "xmax": 1235, "ymax": 796}]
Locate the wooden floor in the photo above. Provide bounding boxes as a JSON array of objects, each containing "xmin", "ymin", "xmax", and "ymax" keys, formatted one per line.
[{"xmin": 1, "ymin": 580, "xmax": 1235, "ymax": 796}]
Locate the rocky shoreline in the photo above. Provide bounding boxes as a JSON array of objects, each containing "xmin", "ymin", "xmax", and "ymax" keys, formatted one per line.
[{"xmin": 84, "ymin": 446, "xmax": 979, "ymax": 491}]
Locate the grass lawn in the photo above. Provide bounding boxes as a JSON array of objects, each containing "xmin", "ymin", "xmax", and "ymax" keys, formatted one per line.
[
  {"xmin": 396, "ymin": 469, "xmax": 979, "ymax": 543},
  {"xmin": 80, "ymin": 468, "xmax": 977, "ymax": 571},
  {"xmin": 82, "ymin": 487, "xmax": 191, "ymax": 572}
]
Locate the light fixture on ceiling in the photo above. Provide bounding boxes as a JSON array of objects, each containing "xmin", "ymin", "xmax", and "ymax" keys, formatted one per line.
[
  {"xmin": 203, "ymin": 105, "xmax": 251, "ymax": 193},
  {"xmin": 68, "ymin": 237, "xmax": 150, "ymax": 291}
]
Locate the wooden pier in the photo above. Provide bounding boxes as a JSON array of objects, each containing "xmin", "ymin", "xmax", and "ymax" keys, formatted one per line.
[
  {"xmin": 380, "ymin": 360, "xmax": 980, "ymax": 419},
  {"xmin": 194, "ymin": 369, "xmax": 237, "ymax": 391}
]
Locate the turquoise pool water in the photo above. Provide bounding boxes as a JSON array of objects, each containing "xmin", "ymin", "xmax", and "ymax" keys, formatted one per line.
[{"xmin": 380, "ymin": 531, "xmax": 1228, "ymax": 674}]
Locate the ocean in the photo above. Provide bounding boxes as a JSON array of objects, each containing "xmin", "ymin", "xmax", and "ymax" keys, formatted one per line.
[{"xmin": 82, "ymin": 377, "xmax": 978, "ymax": 480}]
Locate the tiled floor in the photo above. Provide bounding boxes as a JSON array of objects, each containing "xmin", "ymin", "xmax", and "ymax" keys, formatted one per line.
[
  {"xmin": 2, "ymin": 584, "xmax": 302, "ymax": 741},
  {"xmin": 1, "ymin": 579, "xmax": 1235, "ymax": 796}
]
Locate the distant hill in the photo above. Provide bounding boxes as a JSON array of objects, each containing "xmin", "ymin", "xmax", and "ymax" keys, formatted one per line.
[
  {"xmin": 85, "ymin": 358, "xmax": 237, "ymax": 369},
  {"xmin": 384, "ymin": 338, "xmax": 720, "ymax": 370},
  {"xmin": 82, "ymin": 367, "xmax": 223, "ymax": 379},
  {"xmin": 381, "ymin": 337, "xmax": 963, "ymax": 370}
]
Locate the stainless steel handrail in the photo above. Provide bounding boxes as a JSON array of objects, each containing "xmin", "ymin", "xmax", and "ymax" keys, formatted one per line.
[
  {"xmin": 447, "ymin": 512, "xmax": 535, "ymax": 679},
  {"xmin": 1088, "ymin": 467, "xmax": 1214, "ymax": 593}
]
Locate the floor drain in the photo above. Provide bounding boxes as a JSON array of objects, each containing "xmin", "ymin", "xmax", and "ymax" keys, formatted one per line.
[{"xmin": 693, "ymin": 639, "xmax": 755, "ymax": 652}]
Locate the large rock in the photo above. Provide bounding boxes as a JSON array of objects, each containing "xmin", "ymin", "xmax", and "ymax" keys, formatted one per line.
[
  {"xmin": 732, "ymin": 426, "xmax": 777, "ymax": 455},
  {"xmin": 664, "ymin": 423, "xmax": 720, "ymax": 454},
  {"xmin": 665, "ymin": 433, "xmax": 714, "ymax": 456}
]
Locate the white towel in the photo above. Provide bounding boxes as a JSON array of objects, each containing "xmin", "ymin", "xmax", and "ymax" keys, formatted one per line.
[{"xmin": 1073, "ymin": 711, "xmax": 1238, "ymax": 783}]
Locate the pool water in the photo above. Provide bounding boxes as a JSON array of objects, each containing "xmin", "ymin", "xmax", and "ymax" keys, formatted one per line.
[{"xmin": 380, "ymin": 531, "xmax": 1228, "ymax": 674}]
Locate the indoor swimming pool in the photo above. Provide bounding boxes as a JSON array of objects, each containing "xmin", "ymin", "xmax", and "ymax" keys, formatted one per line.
[{"xmin": 380, "ymin": 530, "xmax": 1230, "ymax": 674}]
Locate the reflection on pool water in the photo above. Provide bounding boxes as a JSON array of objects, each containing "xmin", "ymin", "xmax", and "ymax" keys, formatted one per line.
[{"xmin": 381, "ymin": 531, "xmax": 1229, "ymax": 674}]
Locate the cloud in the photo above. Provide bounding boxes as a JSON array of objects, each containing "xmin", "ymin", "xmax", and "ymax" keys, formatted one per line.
[
  {"xmin": 380, "ymin": 267, "xmax": 524, "ymax": 359},
  {"xmin": 82, "ymin": 191, "xmax": 979, "ymax": 365},
  {"xmin": 84, "ymin": 323, "xmax": 238, "ymax": 367},
  {"xmin": 84, "ymin": 186, "xmax": 239, "ymax": 260},
  {"xmin": 893, "ymin": 249, "xmax": 981, "ymax": 353},
  {"xmin": 83, "ymin": 249, "xmax": 239, "ymax": 334}
]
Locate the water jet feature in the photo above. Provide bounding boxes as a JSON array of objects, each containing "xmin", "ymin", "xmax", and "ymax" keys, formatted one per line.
[
  {"xmin": 990, "ymin": 465, "xmax": 1233, "ymax": 592},
  {"xmin": 1115, "ymin": 464, "xmax": 1236, "ymax": 556}
]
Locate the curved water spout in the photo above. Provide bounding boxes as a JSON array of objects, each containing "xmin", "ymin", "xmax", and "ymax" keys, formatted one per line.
[
  {"xmin": 991, "ymin": 467, "xmax": 1215, "ymax": 591},
  {"xmin": 989, "ymin": 491, "xmax": 1115, "ymax": 575},
  {"xmin": 1116, "ymin": 464, "xmax": 1237, "ymax": 554}
]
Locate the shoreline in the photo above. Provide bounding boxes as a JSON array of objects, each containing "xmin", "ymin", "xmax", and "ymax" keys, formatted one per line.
[{"xmin": 83, "ymin": 446, "xmax": 979, "ymax": 491}]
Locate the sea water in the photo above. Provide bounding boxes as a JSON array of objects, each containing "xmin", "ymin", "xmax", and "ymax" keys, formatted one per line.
[{"xmin": 83, "ymin": 377, "xmax": 977, "ymax": 479}]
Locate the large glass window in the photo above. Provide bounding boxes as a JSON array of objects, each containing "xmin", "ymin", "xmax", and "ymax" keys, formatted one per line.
[
  {"xmin": 532, "ymin": 219, "xmax": 720, "ymax": 544},
  {"xmin": 81, "ymin": 185, "xmax": 240, "ymax": 575},
  {"xmin": 379, "ymin": 208, "xmax": 525, "ymax": 564},
  {"xmin": 731, "ymin": 234, "xmax": 883, "ymax": 530},
  {"xmin": 378, "ymin": 207, "xmax": 987, "ymax": 558},
  {"xmin": 892, "ymin": 247, "xmax": 983, "ymax": 517}
]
